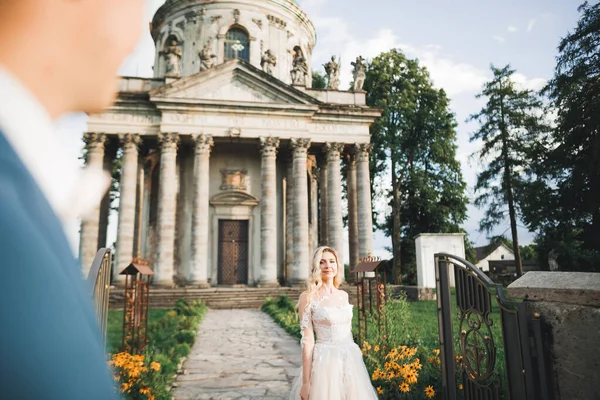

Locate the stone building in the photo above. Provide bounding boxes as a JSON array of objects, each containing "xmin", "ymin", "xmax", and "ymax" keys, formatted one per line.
[{"xmin": 79, "ymin": 0, "xmax": 381, "ymax": 287}]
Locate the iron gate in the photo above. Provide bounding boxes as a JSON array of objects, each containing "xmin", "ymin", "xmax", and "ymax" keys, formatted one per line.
[
  {"xmin": 218, "ymin": 220, "xmax": 249, "ymax": 285},
  {"xmin": 435, "ymin": 253, "xmax": 552, "ymax": 399}
]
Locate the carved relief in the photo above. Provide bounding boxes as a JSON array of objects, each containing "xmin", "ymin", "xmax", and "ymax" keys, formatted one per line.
[
  {"xmin": 287, "ymin": 30, "xmax": 294, "ymax": 40},
  {"xmin": 220, "ymin": 169, "xmax": 248, "ymax": 191},
  {"xmin": 267, "ymin": 15, "xmax": 287, "ymax": 29},
  {"xmin": 192, "ymin": 134, "xmax": 214, "ymax": 154},
  {"xmin": 199, "ymin": 7, "xmax": 207, "ymax": 19},
  {"xmin": 118, "ymin": 133, "xmax": 141, "ymax": 149},
  {"xmin": 175, "ymin": 20, "xmax": 186, "ymax": 31},
  {"xmin": 233, "ymin": 9, "xmax": 240, "ymax": 23},
  {"xmin": 158, "ymin": 132, "xmax": 179, "ymax": 150},
  {"xmin": 185, "ymin": 10, "xmax": 199, "ymax": 24},
  {"xmin": 324, "ymin": 142, "xmax": 345, "ymax": 161},
  {"xmin": 260, "ymin": 136, "xmax": 280, "ymax": 156},
  {"xmin": 83, "ymin": 132, "xmax": 107, "ymax": 150},
  {"xmin": 290, "ymin": 138, "xmax": 311, "ymax": 157},
  {"xmin": 211, "ymin": 15, "xmax": 222, "ymax": 24},
  {"xmin": 252, "ymin": 18, "xmax": 263, "ymax": 30}
]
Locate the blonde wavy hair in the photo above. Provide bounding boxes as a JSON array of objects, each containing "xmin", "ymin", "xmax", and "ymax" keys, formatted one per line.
[{"xmin": 299, "ymin": 246, "xmax": 343, "ymax": 307}]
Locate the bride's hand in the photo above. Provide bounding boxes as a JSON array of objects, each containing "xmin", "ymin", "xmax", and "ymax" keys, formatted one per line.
[{"xmin": 300, "ymin": 383, "xmax": 310, "ymax": 400}]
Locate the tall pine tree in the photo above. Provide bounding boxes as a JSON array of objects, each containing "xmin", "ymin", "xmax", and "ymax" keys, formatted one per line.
[{"xmin": 468, "ymin": 64, "xmax": 549, "ymax": 277}]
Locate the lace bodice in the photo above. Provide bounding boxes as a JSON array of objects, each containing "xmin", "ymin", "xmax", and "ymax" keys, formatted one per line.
[{"xmin": 300, "ymin": 295, "xmax": 354, "ymax": 346}]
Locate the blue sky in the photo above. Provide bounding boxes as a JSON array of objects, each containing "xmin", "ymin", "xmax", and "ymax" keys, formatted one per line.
[{"xmin": 56, "ymin": 0, "xmax": 583, "ymax": 257}]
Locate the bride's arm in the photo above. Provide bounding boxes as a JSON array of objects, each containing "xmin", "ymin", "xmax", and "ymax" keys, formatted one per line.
[{"xmin": 298, "ymin": 293, "xmax": 314, "ymax": 391}]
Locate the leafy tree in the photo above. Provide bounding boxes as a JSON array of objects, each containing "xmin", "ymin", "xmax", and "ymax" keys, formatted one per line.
[
  {"xmin": 365, "ymin": 49, "xmax": 468, "ymax": 283},
  {"xmin": 468, "ymin": 64, "xmax": 550, "ymax": 277},
  {"xmin": 312, "ymin": 70, "xmax": 326, "ymax": 89},
  {"xmin": 520, "ymin": 1, "xmax": 600, "ymax": 272}
]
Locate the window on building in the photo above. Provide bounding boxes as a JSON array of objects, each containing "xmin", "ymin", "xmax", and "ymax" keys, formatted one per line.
[{"xmin": 224, "ymin": 27, "xmax": 250, "ymax": 61}]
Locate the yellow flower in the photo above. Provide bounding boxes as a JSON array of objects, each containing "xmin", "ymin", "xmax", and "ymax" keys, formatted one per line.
[
  {"xmin": 120, "ymin": 382, "xmax": 132, "ymax": 393},
  {"xmin": 140, "ymin": 387, "xmax": 151, "ymax": 395},
  {"xmin": 405, "ymin": 370, "xmax": 418, "ymax": 384},
  {"xmin": 459, "ymin": 383, "xmax": 463, "ymax": 390},
  {"xmin": 150, "ymin": 362, "xmax": 161, "ymax": 372},
  {"xmin": 376, "ymin": 387, "xmax": 384, "ymax": 394},
  {"xmin": 425, "ymin": 385, "xmax": 436, "ymax": 398},
  {"xmin": 433, "ymin": 349, "xmax": 440, "ymax": 356},
  {"xmin": 399, "ymin": 382, "xmax": 410, "ymax": 393},
  {"xmin": 374, "ymin": 345, "xmax": 380, "ymax": 352}
]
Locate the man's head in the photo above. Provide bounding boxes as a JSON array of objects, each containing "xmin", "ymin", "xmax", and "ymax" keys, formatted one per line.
[{"xmin": 0, "ymin": 0, "xmax": 145, "ymax": 117}]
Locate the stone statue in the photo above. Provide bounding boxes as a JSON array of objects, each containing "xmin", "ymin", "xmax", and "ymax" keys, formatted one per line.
[
  {"xmin": 290, "ymin": 47, "xmax": 308, "ymax": 85},
  {"xmin": 199, "ymin": 39, "xmax": 217, "ymax": 71},
  {"xmin": 163, "ymin": 40, "xmax": 183, "ymax": 77},
  {"xmin": 261, "ymin": 49, "xmax": 277, "ymax": 75},
  {"xmin": 323, "ymin": 55, "xmax": 340, "ymax": 90},
  {"xmin": 548, "ymin": 249, "xmax": 559, "ymax": 271},
  {"xmin": 351, "ymin": 55, "xmax": 366, "ymax": 92}
]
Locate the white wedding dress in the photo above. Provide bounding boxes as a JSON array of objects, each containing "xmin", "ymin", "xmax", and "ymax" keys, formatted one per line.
[{"xmin": 289, "ymin": 294, "xmax": 378, "ymax": 400}]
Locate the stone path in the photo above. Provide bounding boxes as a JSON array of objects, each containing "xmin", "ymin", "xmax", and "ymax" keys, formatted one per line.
[{"xmin": 173, "ymin": 309, "xmax": 301, "ymax": 400}]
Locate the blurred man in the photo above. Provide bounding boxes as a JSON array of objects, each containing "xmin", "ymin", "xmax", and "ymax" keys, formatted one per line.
[{"xmin": 0, "ymin": 1, "xmax": 145, "ymax": 398}]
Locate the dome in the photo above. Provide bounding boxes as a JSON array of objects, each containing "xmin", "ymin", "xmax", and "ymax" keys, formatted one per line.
[{"xmin": 151, "ymin": 0, "xmax": 316, "ymax": 86}]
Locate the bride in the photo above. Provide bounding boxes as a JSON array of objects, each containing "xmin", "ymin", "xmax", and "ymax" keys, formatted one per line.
[{"xmin": 290, "ymin": 246, "xmax": 378, "ymax": 400}]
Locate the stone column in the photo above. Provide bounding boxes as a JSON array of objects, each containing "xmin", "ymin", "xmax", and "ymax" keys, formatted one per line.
[
  {"xmin": 325, "ymin": 142, "xmax": 345, "ymax": 280},
  {"xmin": 189, "ymin": 134, "xmax": 213, "ymax": 287},
  {"xmin": 259, "ymin": 136, "xmax": 280, "ymax": 286},
  {"xmin": 291, "ymin": 138, "xmax": 311, "ymax": 284},
  {"xmin": 356, "ymin": 143, "xmax": 374, "ymax": 258},
  {"xmin": 285, "ymin": 157, "xmax": 294, "ymax": 284},
  {"xmin": 318, "ymin": 156, "xmax": 329, "ymax": 245},
  {"xmin": 310, "ymin": 165, "xmax": 319, "ymax": 256},
  {"xmin": 154, "ymin": 132, "xmax": 179, "ymax": 287},
  {"xmin": 115, "ymin": 133, "xmax": 141, "ymax": 283},
  {"xmin": 346, "ymin": 149, "xmax": 359, "ymax": 271},
  {"xmin": 79, "ymin": 132, "xmax": 107, "ymax": 277}
]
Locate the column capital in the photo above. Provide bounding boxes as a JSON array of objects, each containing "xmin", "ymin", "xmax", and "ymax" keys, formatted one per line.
[
  {"xmin": 290, "ymin": 138, "xmax": 311, "ymax": 157},
  {"xmin": 118, "ymin": 133, "xmax": 141, "ymax": 150},
  {"xmin": 324, "ymin": 142, "xmax": 345, "ymax": 161},
  {"xmin": 260, "ymin": 136, "xmax": 280, "ymax": 156},
  {"xmin": 192, "ymin": 134, "xmax": 214, "ymax": 154},
  {"xmin": 158, "ymin": 132, "xmax": 180, "ymax": 150},
  {"xmin": 355, "ymin": 142, "xmax": 373, "ymax": 156},
  {"xmin": 83, "ymin": 132, "xmax": 107, "ymax": 150}
]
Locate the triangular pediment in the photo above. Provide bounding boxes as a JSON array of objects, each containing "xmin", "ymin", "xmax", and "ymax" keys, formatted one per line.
[{"xmin": 150, "ymin": 60, "xmax": 320, "ymax": 106}]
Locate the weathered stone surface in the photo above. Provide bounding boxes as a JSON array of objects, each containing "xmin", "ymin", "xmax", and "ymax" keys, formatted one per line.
[
  {"xmin": 173, "ymin": 309, "xmax": 301, "ymax": 400},
  {"xmin": 507, "ymin": 271, "xmax": 600, "ymax": 307},
  {"xmin": 527, "ymin": 301, "xmax": 600, "ymax": 400}
]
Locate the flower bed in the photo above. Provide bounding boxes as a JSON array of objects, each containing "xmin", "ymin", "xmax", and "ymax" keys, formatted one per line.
[{"xmin": 109, "ymin": 299, "xmax": 207, "ymax": 400}]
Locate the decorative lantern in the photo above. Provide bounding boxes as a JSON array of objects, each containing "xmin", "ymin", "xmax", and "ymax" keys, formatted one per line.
[
  {"xmin": 120, "ymin": 258, "xmax": 154, "ymax": 354},
  {"xmin": 351, "ymin": 254, "xmax": 387, "ymax": 345}
]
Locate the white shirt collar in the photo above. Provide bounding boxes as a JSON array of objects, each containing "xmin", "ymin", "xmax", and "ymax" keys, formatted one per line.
[{"xmin": 0, "ymin": 65, "xmax": 110, "ymax": 226}]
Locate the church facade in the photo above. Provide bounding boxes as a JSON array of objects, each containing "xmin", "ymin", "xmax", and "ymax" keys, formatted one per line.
[{"xmin": 79, "ymin": 0, "xmax": 381, "ymax": 287}]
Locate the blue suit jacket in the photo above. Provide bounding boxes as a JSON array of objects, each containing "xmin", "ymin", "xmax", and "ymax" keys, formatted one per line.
[{"xmin": 0, "ymin": 132, "xmax": 117, "ymax": 399}]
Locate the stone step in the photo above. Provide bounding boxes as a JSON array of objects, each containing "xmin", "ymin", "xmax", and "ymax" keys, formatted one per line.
[{"xmin": 109, "ymin": 286, "xmax": 358, "ymax": 309}]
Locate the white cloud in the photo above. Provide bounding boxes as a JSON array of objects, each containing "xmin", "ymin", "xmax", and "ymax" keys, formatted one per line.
[
  {"xmin": 507, "ymin": 25, "xmax": 518, "ymax": 33},
  {"xmin": 512, "ymin": 72, "xmax": 547, "ymax": 91},
  {"xmin": 493, "ymin": 35, "xmax": 506, "ymax": 44},
  {"xmin": 527, "ymin": 18, "xmax": 537, "ymax": 32}
]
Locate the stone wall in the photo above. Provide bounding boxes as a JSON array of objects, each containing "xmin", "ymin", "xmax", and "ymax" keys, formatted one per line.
[{"xmin": 507, "ymin": 272, "xmax": 600, "ymax": 400}]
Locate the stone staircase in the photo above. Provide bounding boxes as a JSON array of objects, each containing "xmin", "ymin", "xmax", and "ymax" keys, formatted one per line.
[
  {"xmin": 109, "ymin": 286, "xmax": 306, "ymax": 309},
  {"xmin": 109, "ymin": 285, "xmax": 360, "ymax": 309}
]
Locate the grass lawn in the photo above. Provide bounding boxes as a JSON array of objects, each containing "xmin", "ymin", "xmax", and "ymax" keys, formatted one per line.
[{"xmin": 106, "ymin": 308, "xmax": 170, "ymax": 354}]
